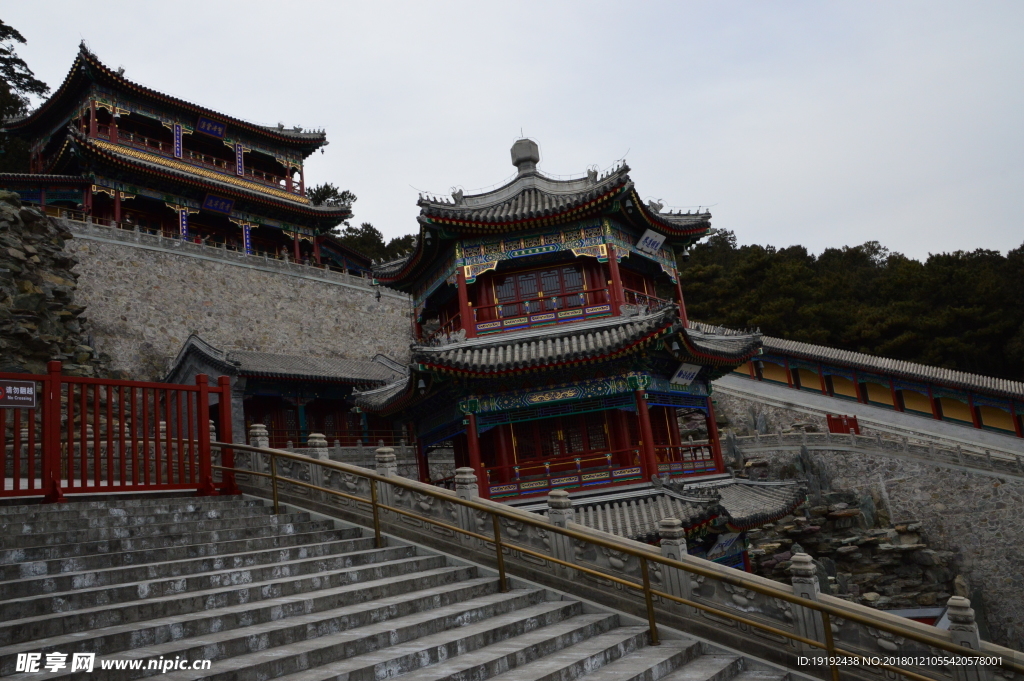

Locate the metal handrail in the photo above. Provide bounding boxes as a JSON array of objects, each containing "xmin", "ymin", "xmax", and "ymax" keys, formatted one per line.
[{"xmin": 213, "ymin": 441, "xmax": 1023, "ymax": 681}]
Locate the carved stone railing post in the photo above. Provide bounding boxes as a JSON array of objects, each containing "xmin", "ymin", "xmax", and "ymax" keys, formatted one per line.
[
  {"xmin": 248, "ymin": 423, "xmax": 269, "ymax": 486},
  {"xmin": 546, "ymin": 490, "xmax": 575, "ymax": 571},
  {"xmin": 375, "ymin": 447, "xmax": 397, "ymax": 508},
  {"xmin": 307, "ymin": 433, "xmax": 329, "ymax": 489},
  {"xmin": 790, "ymin": 553, "xmax": 826, "ymax": 653},
  {"xmin": 946, "ymin": 596, "xmax": 991, "ymax": 681},
  {"xmin": 454, "ymin": 467, "xmax": 479, "ymax": 537},
  {"xmin": 658, "ymin": 518, "xmax": 695, "ymax": 614}
]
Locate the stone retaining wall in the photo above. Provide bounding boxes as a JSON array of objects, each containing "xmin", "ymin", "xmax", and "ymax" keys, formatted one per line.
[
  {"xmin": 62, "ymin": 219, "xmax": 411, "ymax": 379},
  {"xmin": 714, "ymin": 390, "xmax": 1024, "ymax": 651}
]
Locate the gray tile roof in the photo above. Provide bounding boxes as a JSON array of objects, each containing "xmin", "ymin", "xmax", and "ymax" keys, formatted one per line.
[
  {"xmin": 562, "ymin": 478, "xmax": 805, "ymax": 541},
  {"xmin": 227, "ymin": 350, "xmax": 400, "ymax": 383},
  {"xmin": 702, "ymin": 323, "xmax": 1024, "ymax": 400},
  {"xmin": 413, "ymin": 307, "xmax": 679, "ymax": 373},
  {"xmin": 352, "ymin": 377, "xmax": 410, "ymax": 410}
]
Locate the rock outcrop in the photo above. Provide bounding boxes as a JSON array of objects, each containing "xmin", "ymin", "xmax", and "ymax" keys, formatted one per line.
[{"xmin": 0, "ymin": 192, "xmax": 112, "ymax": 377}]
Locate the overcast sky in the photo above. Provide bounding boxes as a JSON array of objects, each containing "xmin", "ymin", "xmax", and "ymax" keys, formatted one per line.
[{"xmin": 7, "ymin": 2, "xmax": 1023, "ymax": 259}]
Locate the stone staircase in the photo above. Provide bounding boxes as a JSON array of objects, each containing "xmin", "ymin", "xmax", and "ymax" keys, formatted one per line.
[{"xmin": 0, "ymin": 495, "xmax": 789, "ymax": 681}]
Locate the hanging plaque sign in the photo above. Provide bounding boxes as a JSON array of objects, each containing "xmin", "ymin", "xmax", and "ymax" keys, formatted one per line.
[
  {"xmin": 178, "ymin": 208, "xmax": 189, "ymax": 239},
  {"xmin": 636, "ymin": 229, "xmax": 667, "ymax": 256},
  {"xmin": 670, "ymin": 362, "xmax": 702, "ymax": 386},
  {"xmin": 0, "ymin": 380, "xmax": 36, "ymax": 408},
  {"xmin": 234, "ymin": 143, "xmax": 245, "ymax": 176},
  {"xmin": 196, "ymin": 116, "xmax": 226, "ymax": 138},
  {"xmin": 202, "ymin": 194, "xmax": 234, "ymax": 215},
  {"xmin": 172, "ymin": 123, "xmax": 183, "ymax": 158}
]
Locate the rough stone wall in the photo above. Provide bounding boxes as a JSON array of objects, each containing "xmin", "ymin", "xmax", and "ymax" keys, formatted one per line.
[
  {"xmin": 714, "ymin": 390, "xmax": 1024, "ymax": 651},
  {"xmin": 0, "ymin": 196, "xmax": 111, "ymax": 377},
  {"xmin": 64, "ymin": 231, "xmax": 412, "ymax": 379}
]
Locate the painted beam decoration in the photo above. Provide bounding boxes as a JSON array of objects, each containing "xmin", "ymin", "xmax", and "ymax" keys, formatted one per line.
[
  {"xmin": 196, "ymin": 116, "xmax": 227, "ymax": 139},
  {"xmin": 202, "ymin": 194, "xmax": 235, "ymax": 215}
]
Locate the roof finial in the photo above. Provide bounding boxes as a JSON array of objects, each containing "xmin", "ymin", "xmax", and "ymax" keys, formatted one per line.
[{"xmin": 510, "ymin": 138, "xmax": 540, "ymax": 174}]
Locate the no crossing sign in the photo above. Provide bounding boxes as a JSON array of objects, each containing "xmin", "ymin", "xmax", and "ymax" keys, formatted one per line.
[{"xmin": 0, "ymin": 380, "xmax": 37, "ymax": 408}]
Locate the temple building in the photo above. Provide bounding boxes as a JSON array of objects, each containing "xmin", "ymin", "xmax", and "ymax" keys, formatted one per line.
[
  {"xmin": 356, "ymin": 139, "xmax": 766, "ymax": 503},
  {"xmin": 0, "ymin": 45, "xmax": 370, "ymax": 275}
]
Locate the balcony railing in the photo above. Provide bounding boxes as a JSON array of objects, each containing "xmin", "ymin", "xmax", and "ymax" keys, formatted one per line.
[
  {"xmin": 472, "ymin": 287, "xmax": 613, "ymax": 336},
  {"xmin": 622, "ymin": 287, "xmax": 674, "ymax": 313},
  {"xmin": 91, "ymin": 125, "xmax": 303, "ymax": 196}
]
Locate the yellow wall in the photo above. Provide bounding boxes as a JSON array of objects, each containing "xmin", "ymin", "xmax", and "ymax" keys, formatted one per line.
[
  {"xmin": 830, "ymin": 375, "xmax": 859, "ymax": 399},
  {"xmin": 795, "ymin": 368, "xmax": 821, "ymax": 391},
  {"xmin": 761, "ymin": 362, "xmax": 790, "ymax": 384},
  {"xmin": 864, "ymin": 382, "xmax": 894, "ymax": 406},
  {"xmin": 902, "ymin": 390, "xmax": 932, "ymax": 414},
  {"xmin": 979, "ymin": 406, "xmax": 1015, "ymax": 432},
  {"xmin": 733, "ymin": 362, "xmax": 753, "ymax": 376},
  {"xmin": 939, "ymin": 397, "xmax": 973, "ymax": 423}
]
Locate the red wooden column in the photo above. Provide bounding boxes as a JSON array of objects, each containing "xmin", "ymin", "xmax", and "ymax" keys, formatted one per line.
[
  {"xmin": 113, "ymin": 192, "xmax": 122, "ymax": 225},
  {"xmin": 852, "ymin": 370, "xmax": 865, "ymax": 404},
  {"xmin": 818, "ymin": 364, "xmax": 829, "ymax": 395},
  {"xmin": 465, "ymin": 413, "xmax": 488, "ymax": 498},
  {"xmin": 285, "ymin": 167, "xmax": 293, "ymax": 193},
  {"xmin": 783, "ymin": 359, "xmax": 794, "ymax": 388},
  {"xmin": 666, "ymin": 407, "xmax": 683, "ymax": 462},
  {"xmin": 293, "ymin": 234, "xmax": 301, "ymax": 262},
  {"xmin": 967, "ymin": 394, "xmax": 982, "ymax": 429},
  {"xmin": 633, "ymin": 390, "xmax": 660, "ymax": 481},
  {"xmin": 416, "ymin": 437, "xmax": 429, "ymax": 483},
  {"xmin": 89, "ymin": 100, "xmax": 98, "ymax": 137},
  {"xmin": 705, "ymin": 397, "xmax": 725, "ymax": 473},
  {"xmin": 313, "ymin": 236, "xmax": 322, "ymax": 265},
  {"xmin": 606, "ymin": 247, "xmax": 624, "ymax": 316},
  {"xmin": 927, "ymin": 386, "xmax": 942, "ymax": 421},
  {"xmin": 299, "ymin": 166, "xmax": 305, "ymax": 196},
  {"xmin": 495, "ymin": 424, "xmax": 513, "ymax": 484},
  {"xmin": 110, "ymin": 111, "xmax": 119, "ymax": 145},
  {"xmin": 673, "ymin": 273, "xmax": 688, "ymax": 325},
  {"xmin": 890, "ymin": 380, "xmax": 904, "ymax": 412},
  {"xmin": 1011, "ymin": 401, "xmax": 1023, "ymax": 438},
  {"xmin": 457, "ymin": 267, "xmax": 476, "ymax": 338}
]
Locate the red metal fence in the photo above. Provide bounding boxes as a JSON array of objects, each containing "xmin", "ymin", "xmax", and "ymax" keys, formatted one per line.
[{"xmin": 1, "ymin": 361, "xmax": 237, "ymax": 502}]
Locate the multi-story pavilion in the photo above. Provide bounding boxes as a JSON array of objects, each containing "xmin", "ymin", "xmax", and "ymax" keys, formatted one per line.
[
  {"xmin": 357, "ymin": 140, "xmax": 763, "ymax": 500},
  {"xmin": 0, "ymin": 45, "xmax": 369, "ymax": 274}
]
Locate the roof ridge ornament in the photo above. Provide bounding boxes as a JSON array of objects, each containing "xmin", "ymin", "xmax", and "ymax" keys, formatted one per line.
[{"xmin": 510, "ymin": 138, "xmax": 540, "ymax": 174}]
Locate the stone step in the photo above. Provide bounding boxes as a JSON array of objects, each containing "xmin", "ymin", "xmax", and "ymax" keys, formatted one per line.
[
  {"xmin": 0, "ymin": 527, "xmax": 361, "ymax": 583},
  {"xmin": 22, "ymin": 587, "xmax": 559, "ymax": 681},
  {"xmin": 0, "ymin": 504, "xmax": 278, "ymax": 536},
  {"xmin": 0, "ymin": 510, "xmax": 313, "ymax": 550},
  {"xmin": 0, "ymin": 498, "xmax": 266, "ymax": 526},
  {"xmin": 1, "ymin": 543, "xmax": 417, "ymax": 620},
  {"xmin": 362, "ymin": 622, "xmax": 646, "ymax": 681},
  {"xmin": 0, "ymin": 557, "xmax": 463, "ymax": 646},
  {"xmin": 729, "ymin": 671, "xmax": 788, "ymax": 681},
  {"xmin": 0, "ymin": 518, "xmax": 336, "ymax": 564},
  {"xmin": 0, "ymin": 571, "xmax": 495, "ymax": 667},
  {"xmin": 0, "ymin": 534, "xmax": 377, "ymax": 600},
  {"xmin": 154, "ymin": 608, "xmax": 619, "ymax": 681},
  {"xmin": 0, "ymin": 495, "xmax": 262, "ymax": 516},
  {"xmin": 531, "ymin": 637, "xmax": 703, "ymax": 681},
  {"xmin": 659, "ymin": 654, "xmax": 743, "ymax": 681}
]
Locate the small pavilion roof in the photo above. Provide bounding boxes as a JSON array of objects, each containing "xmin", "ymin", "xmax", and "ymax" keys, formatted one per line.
[
  {"xmin": 165, "ymin": 334, "xmax": 400, "ymax": 385},
  {"xmin": 6, "ymin": 45, "xmax": 328, "ymax": 157},
  {"xmin": 373, "ymin": 140, "xmax": 713, "ymax": 290},
  {"xmin": 547, "ymin": 478, "xmax": 805, "ymax": 542}
]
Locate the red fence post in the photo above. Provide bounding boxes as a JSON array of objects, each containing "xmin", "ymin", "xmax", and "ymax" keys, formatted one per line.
[
  {"xmin": 43, "ymin": 361, "xmax": 65, "ymax": 503},
  {"xmin": 195, "ymin": 374, "xmax": 215, "ymax": 496},
  {"xmin": 217, "ymin": 376, "xmax": 239, "ymax": 495}
]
